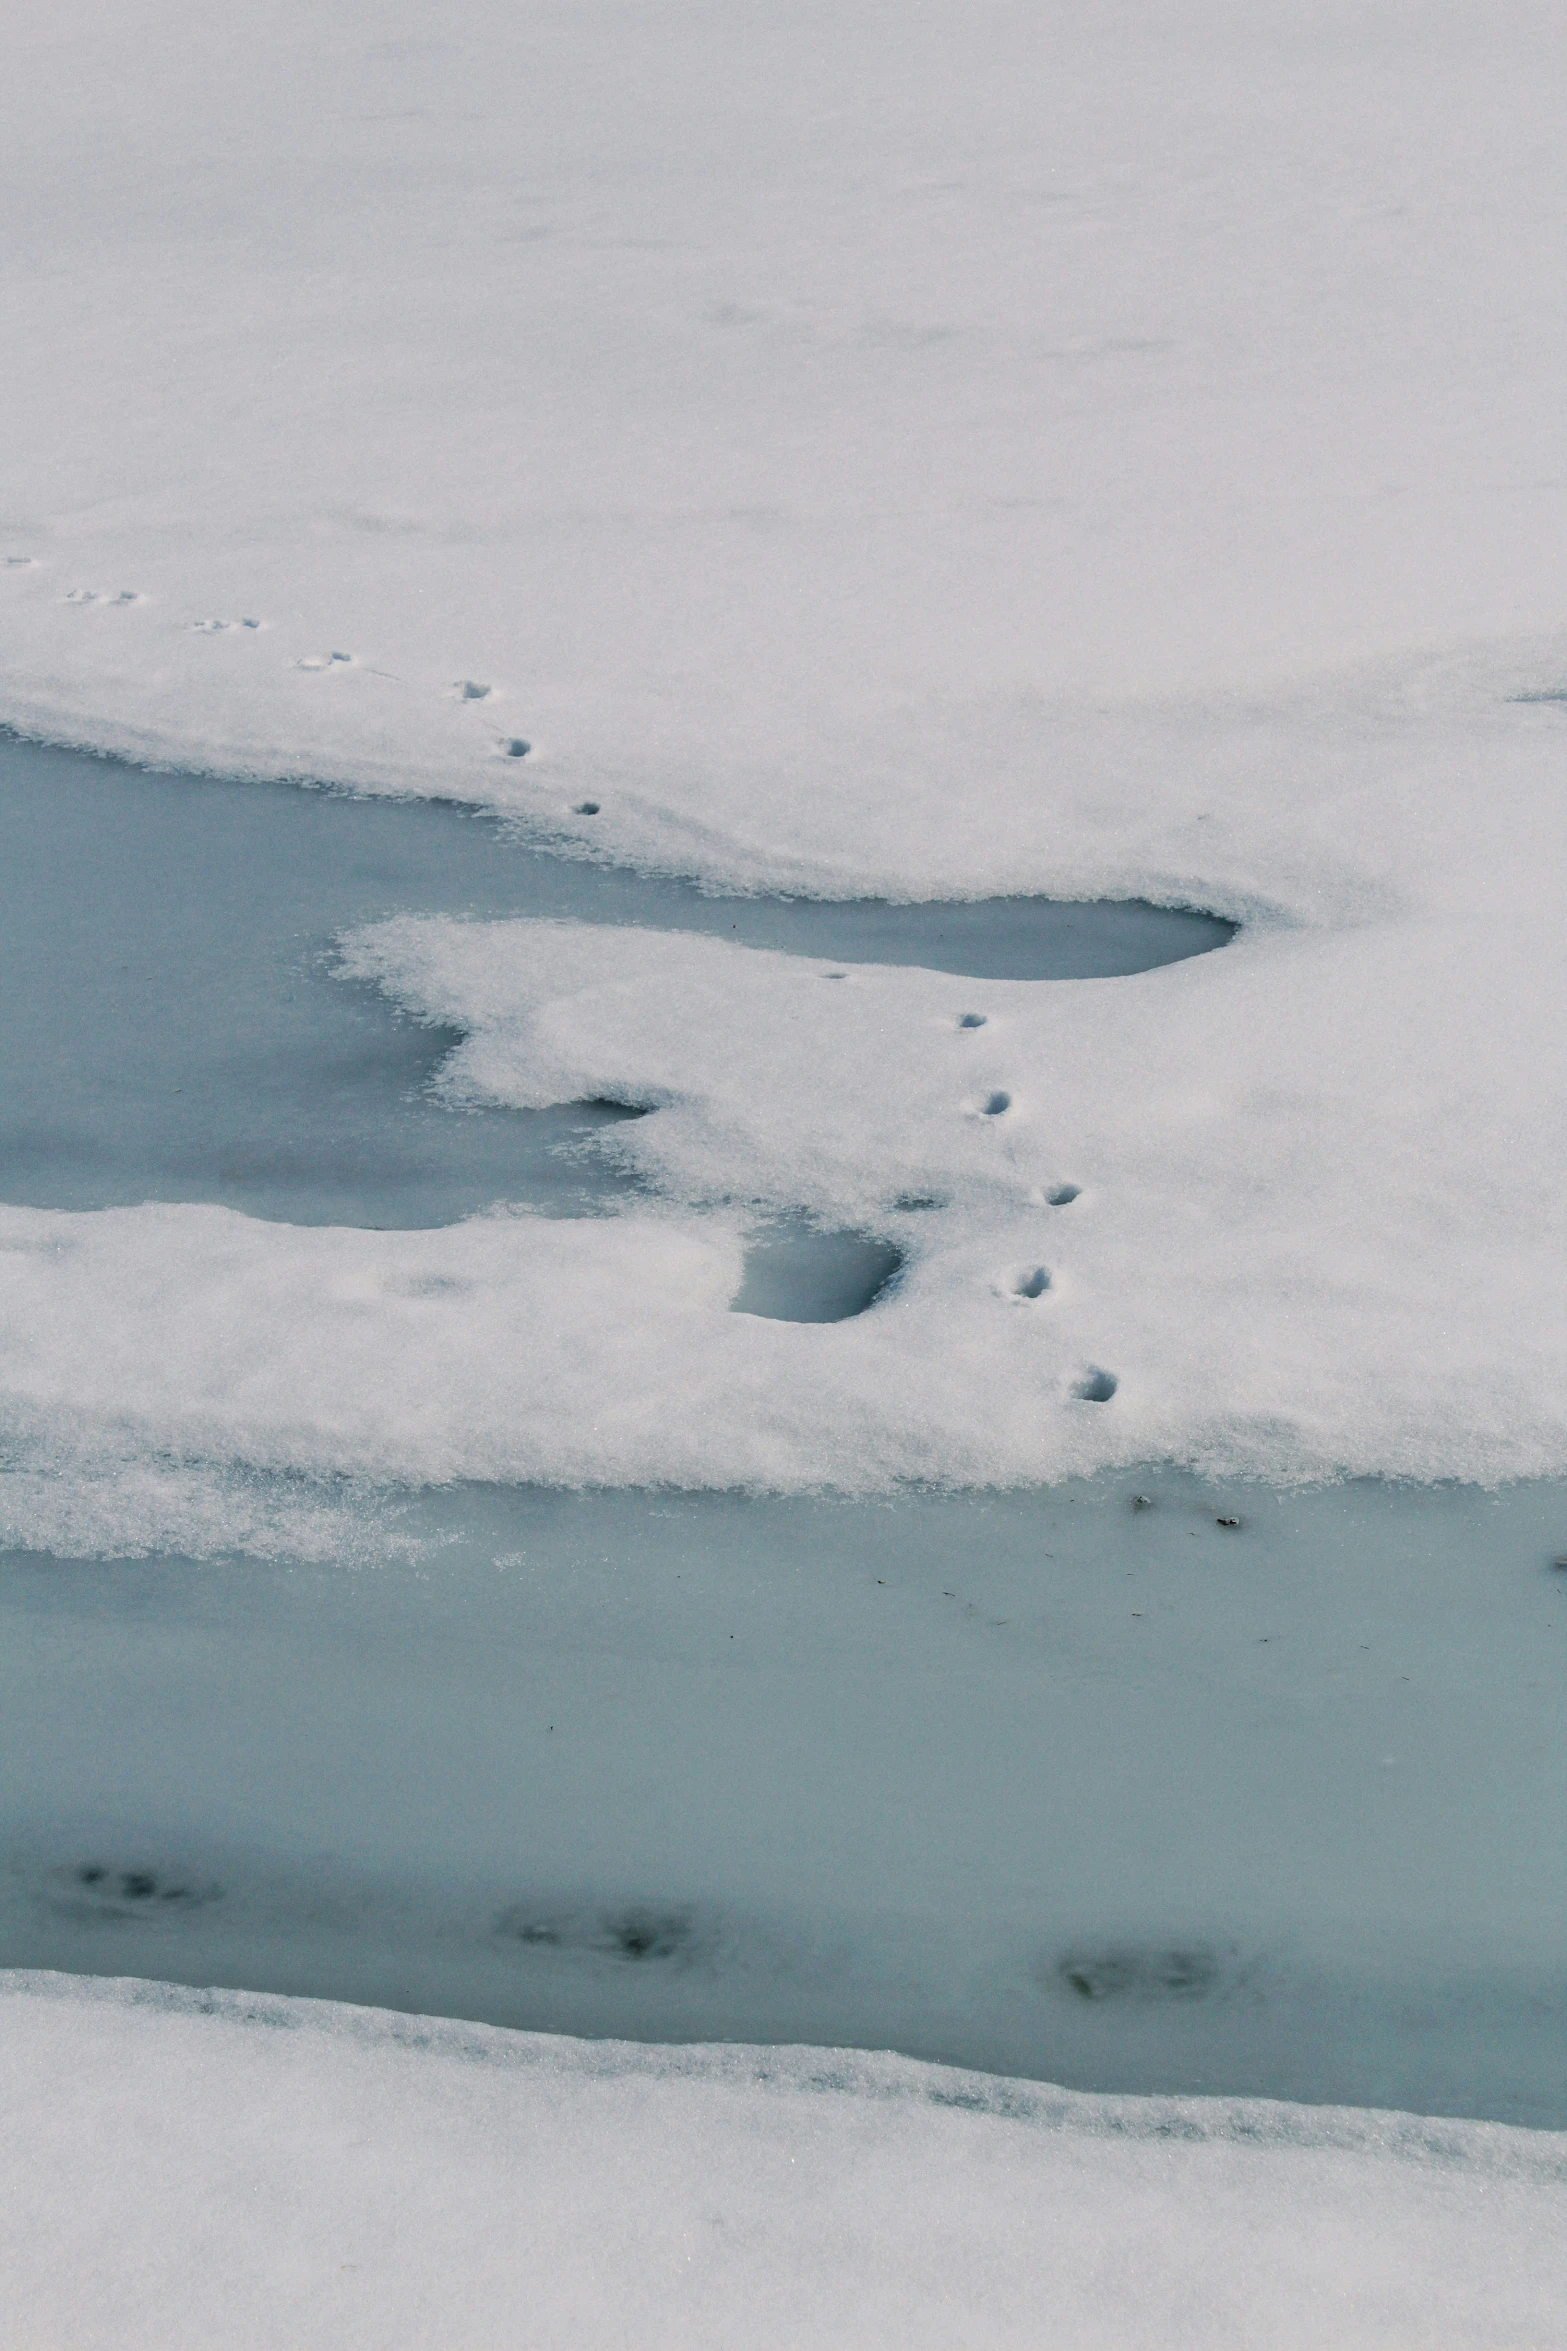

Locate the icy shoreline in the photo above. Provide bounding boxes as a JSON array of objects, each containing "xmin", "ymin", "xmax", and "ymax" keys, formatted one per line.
[{"xmin": 6, "ymin": 1973, "xmax": 1564, "ymax": 2351}]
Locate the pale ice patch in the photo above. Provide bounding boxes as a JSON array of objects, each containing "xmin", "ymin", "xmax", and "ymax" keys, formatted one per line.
[
  {"xmin": 7, "ymin": 1477, "xmax": 1567, "ymax": 2122},
  {"xmin": 3, "ymin": 1974, "xmax": 1564, "ymax": 2351}
]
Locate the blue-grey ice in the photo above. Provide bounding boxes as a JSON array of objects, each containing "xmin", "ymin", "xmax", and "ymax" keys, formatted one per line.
[
  {"xmin": 6, "ymin": 1472, "xmax": 1566, "ymax": 2129},
  {"xmin": 0, "ymin": 733, "xmax": 1229, "ymax": 1232}
]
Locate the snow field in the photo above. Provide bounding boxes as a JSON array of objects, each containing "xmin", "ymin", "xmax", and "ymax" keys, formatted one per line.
[
  {"xmin": 3, "ymin": 0, "xmax": 1565, "ymax": 838},
  {"xmin": 4, "ymin": 1973, "xmax": 1565, "ymax": 2351},
  {"xmin": 1, "ymin": 0, "xmax": 1565, "ymax": 1499}
]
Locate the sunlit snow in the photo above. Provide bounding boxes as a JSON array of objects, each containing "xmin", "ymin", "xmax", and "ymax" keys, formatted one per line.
[{"xmin": 7, "ymin": 1976, "xmax": 1567, "ymax": 2351}]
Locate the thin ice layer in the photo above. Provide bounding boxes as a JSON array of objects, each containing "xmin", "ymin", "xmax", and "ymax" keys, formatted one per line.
[
  {"xmin": 4, "ymin": 1975, "xmax": 1564, "ymax": 2351},
  {"xmin": 6, "ymin": 1478, "xmax": 1567, "ymax": 2123}
]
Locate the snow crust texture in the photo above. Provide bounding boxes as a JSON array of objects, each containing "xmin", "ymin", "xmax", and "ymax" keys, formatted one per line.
[
  {"xmin": 2, "ymin": 0, "xmax": 1566, "ymax": 1499},
  {"xmin": 4, "ymin": 1973, "xmax": 1565, "ymax": 2351}
]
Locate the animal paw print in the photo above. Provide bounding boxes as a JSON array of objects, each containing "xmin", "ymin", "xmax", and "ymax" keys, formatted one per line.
[
  {"xmin": 298, "ymin": 651, "xmax": 354, "ymax": 671},
  {"xmin": 46, "ymin": 1860, "xmax": 221, "ymax": 1920},
  {"xmin": 64, "ymin": 588, "xmax": 141, "ymax": 605},
  {"xmin": 191, "ymin": 617, "xmax": 262, "ymax": 633}
]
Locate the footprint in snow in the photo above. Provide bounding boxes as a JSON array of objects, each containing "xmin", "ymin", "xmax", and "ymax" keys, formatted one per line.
[
  {"xmin": 298, "ymin": 651, "xmax": 355, "ymax": 670},
  {"xmin": 453, "ymin": 679, "xmax": 491, "ymax": 700},
  {"xmin": 64, "ymin": 588, "xmax": 142, "ymax": 605},
  {"xmin": 191, "ymin": 617, "xmax": 262, "ymax": 633}
]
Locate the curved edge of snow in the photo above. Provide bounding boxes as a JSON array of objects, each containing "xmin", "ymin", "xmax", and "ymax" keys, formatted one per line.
[
  {"xmin": 8, "ymin": 1967, "xmax": 1564, "ymax": 2173},
  {"xmin": 5, "ymin": 1971, "xmax": 1565, "ymax": 2351}
]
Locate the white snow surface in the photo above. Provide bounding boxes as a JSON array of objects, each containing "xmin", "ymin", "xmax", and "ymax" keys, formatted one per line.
[
  {"xmin": 2, "ymin": 0, "xmax": 1566, "ymax": 1510},
  {"xmin": 5, "ymin": 1973, "xmax": 1564, "ymax": 2351}
]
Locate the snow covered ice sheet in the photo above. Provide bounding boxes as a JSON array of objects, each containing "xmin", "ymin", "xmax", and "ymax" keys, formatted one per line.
[
  {"xmin": 5, "ymin": 1973, "xmax": 1566, "ymax": 2351},
  {"xmin": 1, "ymin": 0, "xmax": 1566, "ymax": 1493},
  {"xmin": 5, "ymin": 0, "xmax": 1567, "ymax": 2325}
]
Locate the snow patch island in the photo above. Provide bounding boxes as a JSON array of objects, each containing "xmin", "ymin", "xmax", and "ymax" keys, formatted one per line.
[{"xmin": 1, "ymin": 759, "xmax": 1561, "ymax": 1512}]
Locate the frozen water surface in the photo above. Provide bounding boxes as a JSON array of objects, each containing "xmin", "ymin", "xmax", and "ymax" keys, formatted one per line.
[
  {"xmin": 0, "ymin": 733, "xmax": 1230, "ymax": 1234},
  {"xmin": 4, "ymin": 1473, "xmax": 1565, "ymax": 2129},
  {"xmin": 2, "ymin": 735, "xmax": 1561, "ymax": 2128},
  {"xmin": 731, "ymin": 1216, "xmax": 904, "ymax": 1322}
]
